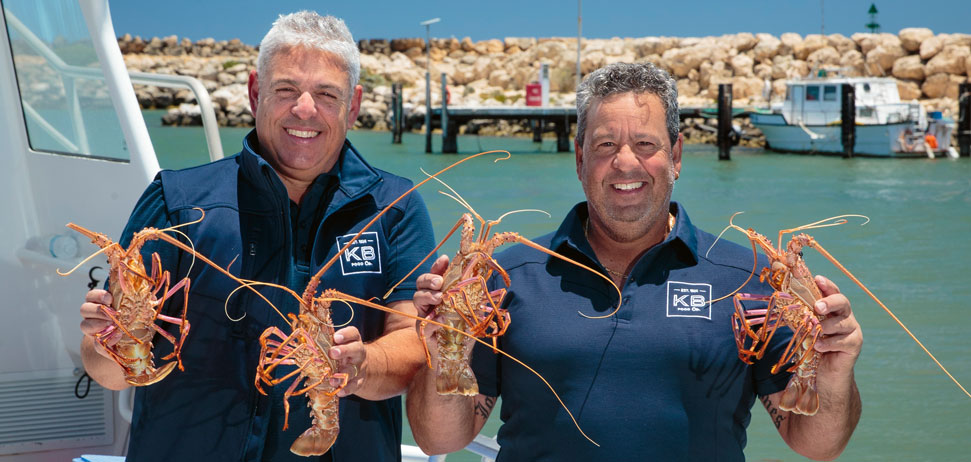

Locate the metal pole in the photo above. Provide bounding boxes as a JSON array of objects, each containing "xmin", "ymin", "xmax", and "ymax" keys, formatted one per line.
[
  {"xmin": 576, "ymin": 0, "xmax": 582, "ymax": 89},
  {"xmin": 424, "ymin": 41, "xmax": 431, "ymax": 153},
  {"xmin": 820, "ymin": 0, "xmax": 824, "ymax": 35},
  {"xmin": 420, "ymin": 18, "xmax": 440, "ymax": 153}
]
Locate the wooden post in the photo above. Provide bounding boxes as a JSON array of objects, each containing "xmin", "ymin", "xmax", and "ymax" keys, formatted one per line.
[
  {"xmin": 841, "ymin": 83, "xmax": 856, "ymax": 158},
  {"xmin": 717, "ymin": 84, "xmax": 733, "ymax": 160},
  {"xmin": 555, "ymin": 114, "xmax": 570, "ymax": 152},
  {"xmin": 391, "ymin": 83, "xmax": 402, "ymax": 144},
  {"xmin": 532, "ymin": 119, "xmax": 543, "ymax": 142},
  {"xmin": 441, "ymin": 73, "xmax": 457, "ymax": 153},
  {"xmin": 959, "ymin": 83, "xmax": 971, "ymax": 157}
]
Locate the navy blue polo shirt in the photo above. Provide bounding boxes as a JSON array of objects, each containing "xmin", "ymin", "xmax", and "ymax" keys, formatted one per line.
[
  {"xmin": 117, "ymin": 131, "xmax": 435, "ymax": 462},
  {"xmin": 470, "ymin": 202, "xmax": 794, "ymax": 461}
]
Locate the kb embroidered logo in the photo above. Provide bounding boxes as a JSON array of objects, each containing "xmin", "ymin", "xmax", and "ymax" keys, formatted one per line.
[
  {"xmin": 337, "ymin": 232, "xmax": 382, "ymax": 275},
  {"xmin": 666, "ymin": 281, "xmax": 712, "ymax": 320}
]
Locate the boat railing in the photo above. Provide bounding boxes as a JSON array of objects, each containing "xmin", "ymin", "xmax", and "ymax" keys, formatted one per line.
[
  {"xmin": 401, "ymin": 435, "xmax": 500, "ymax": 462},
  {"xmin": 4, "ymin": 6, "xmax": 223, "ymax": 161},
  {"xmin": 877, "ymin": 102, "xmax": 922, "ymax": 124},
  {"xmin": 128, "ymin": 71, "xmax": 223, "ymax": 160}
]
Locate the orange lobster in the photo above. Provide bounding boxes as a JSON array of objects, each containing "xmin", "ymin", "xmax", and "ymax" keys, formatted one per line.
[
  {"xmin": 722, "ymin": 214, "xmax": 971, "ymax": 416},
  {"xmin": 386, "ymin": 178, "xmax": 622, "ymax": 397},
  {"xmin": 60, "ymin": 209, "xmax": 245, "ymax": 386},
  {"xmin": 245, "ymin": 150, "xmax": 600, "ymax": 455}
]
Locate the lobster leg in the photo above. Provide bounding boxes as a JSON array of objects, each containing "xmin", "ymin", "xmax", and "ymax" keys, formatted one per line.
[{"xmin": 731, "ymin": 293, "xmax": 774, "ymax": 363}]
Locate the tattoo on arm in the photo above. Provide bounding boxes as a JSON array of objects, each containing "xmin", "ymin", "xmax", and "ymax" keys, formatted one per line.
[
  {"xmin": 474, "ymin": 396, "xmax": 496, "ymax": 419},
  {"xmin": 760, "ymin": 394, "xmax": 786, "ymax": 429}
]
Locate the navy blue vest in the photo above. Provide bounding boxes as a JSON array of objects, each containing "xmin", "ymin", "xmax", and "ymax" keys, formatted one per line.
[{"xmin": 125, "ymin": 137, "xmax": 430, "ymax": 462}]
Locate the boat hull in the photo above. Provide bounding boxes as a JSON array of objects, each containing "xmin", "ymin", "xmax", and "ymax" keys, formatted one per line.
[{"xmin": 751, "ymin": 113, "xmax": 941, "ymax": 157}]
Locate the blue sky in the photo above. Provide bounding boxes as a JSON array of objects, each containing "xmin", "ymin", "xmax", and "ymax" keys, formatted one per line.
[{"xmin": 109, "ymin": 1, "xmax": 969, "ymax": 46}]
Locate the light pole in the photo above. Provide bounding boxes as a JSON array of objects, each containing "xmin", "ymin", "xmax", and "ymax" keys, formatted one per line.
[
  {"xmin": 576, "ymin": 0, "xmax": 582, "ymax": 90},
  {"xmin": 421, "ymin": 17, "xmax": 440, "ymax": 153}
]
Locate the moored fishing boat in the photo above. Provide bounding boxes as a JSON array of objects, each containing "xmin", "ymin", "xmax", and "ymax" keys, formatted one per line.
[{"xmin": 750, "ymin": 72, "xmax": 957, "ymax": 158}]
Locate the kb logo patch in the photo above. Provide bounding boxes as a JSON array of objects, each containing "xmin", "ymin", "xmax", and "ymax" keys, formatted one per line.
[
  {"xmin": 337, "ymin": 232, "xmax": 382, "ymax": 275},
  {"xmin": 666, "ymin": 281, "xmax": 712, "ymax": 320}
]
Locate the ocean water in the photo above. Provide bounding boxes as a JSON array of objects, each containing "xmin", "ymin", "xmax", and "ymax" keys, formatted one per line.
[{"xmin": 146, "ymin": 111, "xmax": 971, "ymax": 461}]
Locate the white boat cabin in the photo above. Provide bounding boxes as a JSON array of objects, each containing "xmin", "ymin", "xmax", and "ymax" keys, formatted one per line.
[{"xmin": 779, "ymin": 76, "xmax": 927, "ymax": 129}]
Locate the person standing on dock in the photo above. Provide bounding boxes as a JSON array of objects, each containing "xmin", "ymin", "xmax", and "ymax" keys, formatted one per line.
[
  {"xmin": 78, "ymin": 11, "xmax": 434, "ymax": 462},
  {"xmin": 407, "ymin": 62, "xmax": 862, "ymax": 461}
]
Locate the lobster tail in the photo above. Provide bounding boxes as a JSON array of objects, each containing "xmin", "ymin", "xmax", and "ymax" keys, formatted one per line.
[
  {"xmin": 290, "ymin": 425, "xmax": 339, "ymax": 457},
  {"xmin": 436, "ymin": 357, "xmax": 479, "ymax": 396},
  {"xmin": 125, "ymin": 361, "xmax": 178, "ymax": 386},
  {"xmin": 435, "ymin": 318, "xmax": 479, "ymax": 396},
  {"xmin": 778, "ymin": 372, "xmax": 820, "ymax": 416}
]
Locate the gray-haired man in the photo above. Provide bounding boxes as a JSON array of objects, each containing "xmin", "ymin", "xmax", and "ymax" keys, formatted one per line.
[
  {"xmin": 79, "ymin": 11, "xmax": 434, "ymax": 461},
  {"xmin": 407, "ymin": 62, "xmax": 862, "ymax": 461}
]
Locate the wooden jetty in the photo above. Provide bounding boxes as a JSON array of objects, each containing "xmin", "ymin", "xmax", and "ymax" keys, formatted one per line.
[{"xmin": 392, "ymin": 79, "xmax": 753, "ymax": 159}]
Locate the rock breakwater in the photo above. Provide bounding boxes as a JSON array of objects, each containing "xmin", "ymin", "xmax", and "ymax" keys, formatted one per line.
[{"xmin": 118, "ymin": 29, "xmax": 969, "ymax": 144}]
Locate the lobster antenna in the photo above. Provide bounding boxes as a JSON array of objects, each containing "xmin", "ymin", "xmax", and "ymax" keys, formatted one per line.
[
  {"xmin": 318, "ymin": 297, "xmax": 356, "ymax": 329},
  {"xmin": 779, "ymin": 214, "xmax": 869, "ymax": 245},
  {"xmin": 155, "ymin": 208, "xmax": 206, "ymax": 275},
  {"xmin": 705, "ymin": 212, "xmax": 758, "ymax": 304},
  {"xmin": 57, "ymin": 245, "xmax": 113, "ymax": 276},
  {"xmin": 307, "ymin": 150, "xmax": 511, "ymax": 294},
  {"xmin": 709, "ymin": 230, "xmax": 759, "ymax": 304},
  {"xmin": 382, "ymin": 217, "xmax": 466, "ymax": 299},
  {"xmin": 225, "ymin": 280, "xmax": 299, "ymax": 323},
  {"xmin": 493, "ymin": 209, "xmax": 551, "ymax": 225},
  {"xmin": 161, "ymin": 227, "xmax": 200, "ymax": 279},
  {"xmin": 705, "ymin": 211, "xmax": 746, "ymax": 259},
  {"xmin": 420, "ymin": 167, "xmax": 483, "ymax": 226},
  {"xmin": 326, "ymin": 290, "xmax": 601, "ymax": 447},
  {"xmin": 807, "ymin": 241, "xmax": 971, "ymax": 400}
]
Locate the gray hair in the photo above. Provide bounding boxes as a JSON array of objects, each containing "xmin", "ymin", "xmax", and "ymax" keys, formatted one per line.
[
  {"xmin": 575, "ymin": 62, "xmax": 679, "ymax": 147},
  {"xmin": 257, "ymin": 11, "xmax": 360, "ymax": 94}
]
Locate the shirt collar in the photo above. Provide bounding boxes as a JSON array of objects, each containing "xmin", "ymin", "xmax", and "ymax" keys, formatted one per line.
[
  {"xmin": 237, "ymin": 130, "xmax": 381, "ymax": 202},
  {"xmin": 550, "ymin": 201, "xmax": 700, "ymax": 273}
]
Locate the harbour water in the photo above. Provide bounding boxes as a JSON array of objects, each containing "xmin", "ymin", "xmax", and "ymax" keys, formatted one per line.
[{"xmin": 146, "ymin": 111, "xmax": 970, "ymax": 461}]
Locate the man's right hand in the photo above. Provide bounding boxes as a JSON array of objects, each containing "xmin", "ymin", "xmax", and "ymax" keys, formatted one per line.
[{"xmin": 80, "ymin": 289, "xmax": 119, "ymax": 359}]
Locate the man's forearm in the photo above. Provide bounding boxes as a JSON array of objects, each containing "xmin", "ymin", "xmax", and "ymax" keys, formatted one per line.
[
  {"xmin": 784, "ymin": 374, "xmax": 862, "ymax": 460},
  {"xmin": 81, "ymin": 336, "xmax": 131, "ymax": 391},
  {"xmin": 406, "ymin": 362, "xmax": 481, "ymax": 455},
  {"xmin": 355, "ymin": 327, "xmax": 425, "ymax": 400}
]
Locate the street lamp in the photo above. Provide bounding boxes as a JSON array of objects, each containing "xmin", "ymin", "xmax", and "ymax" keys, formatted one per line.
[
  {"xmin": 577, "ymin": 0, "xmax": 582, "ymax": 89},
  {"xmin": 421, "ymin": 17, "xmax": 440, "ymax": 153}
]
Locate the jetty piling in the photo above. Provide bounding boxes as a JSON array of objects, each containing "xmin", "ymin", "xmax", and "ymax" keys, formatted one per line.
[
  {"xmin": 717, "ymin": 84, "xmax": 733, "ymax": 160},
  {"xmin": 960, "ymin": 83, "xmax": 970, "ymax": 158},
  {"xmin": 441, "ymin": 73, "xmax": 458, "ymax": 153},
  {"xmin": 391, "ymin": 83, "xmax": 402, "ymax": 144},
  {"xmin": 841, "ymin": 83, "xmax": 856, "ymax": 158}
]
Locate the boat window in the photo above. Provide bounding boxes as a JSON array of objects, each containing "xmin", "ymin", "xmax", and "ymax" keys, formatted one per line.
[
  {"xmin": 823, "ymin": 85, "xmax": 837, "ymax": 101},
  {"xmin": 806, "ymin": 86, "xmax": 820, "ymax": 101},
  {"xmin": 2, "ymin": 0, "xmax": 130, "ymax": 161}
]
